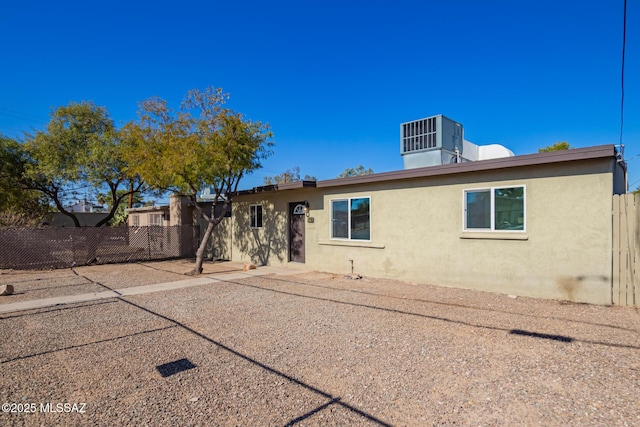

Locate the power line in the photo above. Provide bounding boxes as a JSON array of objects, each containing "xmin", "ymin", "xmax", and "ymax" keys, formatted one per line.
[
  {"xmin": 625, "ymin": 153, "xmax": 640, "ymax": 162},
  {"xmin": 0, "ymin": 126, "xmax": 26, "ymax": 135},
  {"xmin": 0, "ymin": 107, "xmax": 45, "ymax": 123}
]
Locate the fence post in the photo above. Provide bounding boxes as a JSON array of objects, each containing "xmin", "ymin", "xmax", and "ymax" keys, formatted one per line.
[
  {"xmin": 634, "ymin": 193, "xmax": 640, "ymax": 306},
  {"xmin": 613, "ymin": 195, "xmax": 621, "ymax": 305}
]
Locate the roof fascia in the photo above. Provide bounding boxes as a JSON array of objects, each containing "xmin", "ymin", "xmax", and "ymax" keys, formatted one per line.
[
  {"xmin": 232, "ymin": 180, "xmax": 317, "ymax": 196},
  {"xmin": 316, "ymin": 145, "xmax": 617, "ymax": 189}
]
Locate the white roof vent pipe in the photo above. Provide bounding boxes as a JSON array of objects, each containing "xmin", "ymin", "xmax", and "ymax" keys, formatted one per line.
[
  {"xmin": 461, "ymin": 138, "xmax": 479, "ymax": 161},
  {"xmin": 477, "ymin": 144, "xmax": 515, "ymax": 160}
]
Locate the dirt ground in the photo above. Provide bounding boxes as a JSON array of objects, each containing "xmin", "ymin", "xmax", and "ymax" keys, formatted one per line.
[{"xmin": 1, "ymin": 260, "xmax": 639, "ymax": 426}]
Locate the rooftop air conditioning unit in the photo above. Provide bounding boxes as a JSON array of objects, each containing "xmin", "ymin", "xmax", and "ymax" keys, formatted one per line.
[{"xmin": 400, "ymin": 114, "xmax": 514, "ymax": 169}]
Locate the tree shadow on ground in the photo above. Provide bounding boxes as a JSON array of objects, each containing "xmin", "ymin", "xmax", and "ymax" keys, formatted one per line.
[
  {"xmin": 117, "ymin": 297, "xmax": 392, "ymax": 426},
  {"xmin": 22, "ymin": 271, "xmax": 392, "ymax": 426}
]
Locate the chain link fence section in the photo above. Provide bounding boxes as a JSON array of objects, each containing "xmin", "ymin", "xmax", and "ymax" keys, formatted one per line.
[{"xmin": 0, "ymin": 226, "xmax": 199, "ymax": 270}]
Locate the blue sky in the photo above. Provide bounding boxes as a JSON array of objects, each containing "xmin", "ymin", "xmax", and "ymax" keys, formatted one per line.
[{"xmin": 1, "ymin": 0, "xmax": 638, "ymax": 196}]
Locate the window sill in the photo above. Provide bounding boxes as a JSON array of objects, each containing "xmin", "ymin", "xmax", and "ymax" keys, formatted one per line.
[
  {"xmin": 460, "ymin": 232, "xmax": 528, "ymax": 241},
  {"xmin": 319, "ymin": 240, "xmax": 386, "ymax": 249}
]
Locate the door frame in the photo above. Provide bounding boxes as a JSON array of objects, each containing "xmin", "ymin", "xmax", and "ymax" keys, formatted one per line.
[{"xmin": 289, "ymin": 201, "xmax": 306, "ymax": 263}]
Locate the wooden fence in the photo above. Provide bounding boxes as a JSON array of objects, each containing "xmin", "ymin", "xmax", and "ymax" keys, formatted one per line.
[{"xmin": 612, "ymin": 193, "xmax": 639, "ymax": 307}]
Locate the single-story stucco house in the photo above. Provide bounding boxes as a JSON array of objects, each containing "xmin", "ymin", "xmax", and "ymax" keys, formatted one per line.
[{"xmin": 228, "ymin": 144, "xmax": 628, "ymax": 305}]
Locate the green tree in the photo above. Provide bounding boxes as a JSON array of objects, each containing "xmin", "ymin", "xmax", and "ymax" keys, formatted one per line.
[
  {"xmin": 0, "ymin": 135, "xmax": 50, "ymax": 226},
  {"xmin": 337, "ymin": 165, "xmax": 374, "ymax": 178},
  {"xmin": 97, "ymin": 190, "xmax": 145, "ymax": 226},
  {"xmin": 538, "ymin": 141, "xmax": 571, "ymax": 152},
  {"xmin": 263, "ymin": 166, "xmax": 316, "ymax": 185},
  {"xmin": 23, "ymin": 102, "xmax": 145, "ymax": 227},
  {"xmin": 123, "ymin": 87, "xmax": 273, "ymax": 274}
]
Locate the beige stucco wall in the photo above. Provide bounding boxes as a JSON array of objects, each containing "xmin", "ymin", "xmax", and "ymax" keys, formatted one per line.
[
  {"xmin": 170, "ymin": 195, "xmax": 193, "ymax": 226},
  {"xmin": 232, "ymin": 159, "xmax": 617, "ymax": 305},
  {"xmin": 231, "ymin": 191, "xmax": 316, "ymax": 266},
  {"xmin": 196, "ymin": 216, "xmax": 231, "ymax": 260}
]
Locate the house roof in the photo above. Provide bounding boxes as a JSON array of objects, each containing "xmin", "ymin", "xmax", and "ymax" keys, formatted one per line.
[
  {"xmin": 233, "ymin": 181, "xmax": 316, "ymax": 196},
  {"xmin": 234, "ymin": 144, "xmax": 621, "ymax": 195},
  {"xmin": 125, "ymin": 205, "xmax": 170, "ymax": 213}
]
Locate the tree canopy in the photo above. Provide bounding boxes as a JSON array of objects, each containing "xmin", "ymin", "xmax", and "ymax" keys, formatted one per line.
[
  {"xmin": 263, "ymin": 166, "xmax": 316, "ymax": 185},
  {"xmin": 22, "ymin": 102, "xmax": 145, "ymax": 227},
  {"xmin": 538, "ymin": 141, "xmax": 571, "ymax": 152},
  {"xmin": 337, "ymin": 165, "xmax": 374, "ymax": 178},
  {"xmin": 123, "ymin": 87, "xmax": 273, "ymax": 274},
  {"xmin": 97, "ymin": 190, "xmax": 145, "ymax": 226},
  {"xmin": 0, "ymin": 134, "xmax": 50, "ymax": 227},
  {"xmin": 1, "ymin": 88, "xmax": 273, "ymax": 273}
]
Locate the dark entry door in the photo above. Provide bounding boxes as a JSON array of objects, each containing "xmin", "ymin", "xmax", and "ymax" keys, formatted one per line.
[{"xmin": 289, "ymin": 202, "xmax": 306, "ymax": 263}]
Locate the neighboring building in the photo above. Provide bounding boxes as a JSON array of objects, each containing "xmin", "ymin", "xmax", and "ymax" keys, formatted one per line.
[
  {"xmin": 126, "ymin": 196, "xmax": 232, "ymax": 260},
  {"xmin": 228, "ymin": 144, "xmax": 627, "ymax": 305},
  {"xmin": 43, "ymin": 200, "xmax": 108, "ymax": 226},
  {"xmin": 126, "ymin": 205, "xmax": 171, "ymax": 227},
  {"xmin": 68, "ymin": 200, "xmax": 104, "ymax": 213}
]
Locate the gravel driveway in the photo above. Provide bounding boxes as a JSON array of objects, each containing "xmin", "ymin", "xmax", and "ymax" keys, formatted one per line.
[{"xmin": 1, "ymin": 261, "xmax": 639, "ymax": 426}]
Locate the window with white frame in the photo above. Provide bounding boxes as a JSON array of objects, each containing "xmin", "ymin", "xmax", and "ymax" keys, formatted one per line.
[
  {"xmin": 131, "ymin": 215, "xmax": 139, "ymax": 227},
  {"xmin": 149, "ymin": 213, "xmax": 164, "ymax": 226},
  {"xmin": 331, "ymin": 197, "xmax": 370, "ymax": 240},
  {"xmin": 464, "ymin": 186, "xmax": 525, "ymax": 231},
  {"xmin": 250, "ymin": 204, "xmax": 263, "ymax": 228}
]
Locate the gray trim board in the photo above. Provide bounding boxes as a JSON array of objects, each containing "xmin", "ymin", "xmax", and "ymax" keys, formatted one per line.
[{"xmin": 233, "ymin": 145, "xmax": 619, "ymax": 195}]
